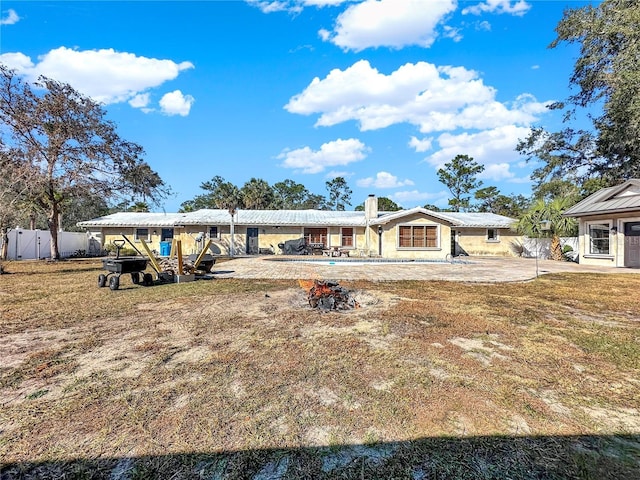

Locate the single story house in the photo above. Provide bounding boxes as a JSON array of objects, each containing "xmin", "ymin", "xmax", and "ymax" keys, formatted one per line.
[
  {"xmin": 563, "ymin": 179, "xmax": 640, "ymax": 268},
  {"xmin": 77, "ymin": 195, "xmax": 519, "ymax": 260}
]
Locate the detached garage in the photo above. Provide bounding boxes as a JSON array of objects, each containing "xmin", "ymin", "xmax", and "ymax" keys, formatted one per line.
[{"xmin": 563, "ymin": 179, "xmax": 640, "ymax": 268}]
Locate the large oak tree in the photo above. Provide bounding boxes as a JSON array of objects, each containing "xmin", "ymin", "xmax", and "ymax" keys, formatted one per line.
[
  {"xmin": 0, "ymin": 65, "xmax": 169, "ymax": 259},
  {"xmin": 518, "ymin": 0, "xmax": 640, "ymax": 192}
]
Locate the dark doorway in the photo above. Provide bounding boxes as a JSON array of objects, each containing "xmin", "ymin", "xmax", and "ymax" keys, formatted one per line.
[{"xmin": 246, "ymin": 228, "xmax": 259, "ymax": 255}]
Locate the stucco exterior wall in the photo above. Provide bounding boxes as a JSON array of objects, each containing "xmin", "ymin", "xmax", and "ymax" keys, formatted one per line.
[
  {"xmin": 101, "ymin": 225, "xmax": 374, "ymax": 256},
  {"xmin": 576, "ymin": 213, "xmax": 640, "ymax": 267},
  {"xmin": 97, "ymin": 219, "xmax": 518, "ymax": 260},
  {"xmin": 378, "ymin": 214, "xmax": 452, "ymax": 260},
  {"xmin": 102, "ymin": 227, "xmax": 163, "ymax": 253},
  {"xmin": 456, "ymin": 228, "xmax": 519, "ymax": 257}
]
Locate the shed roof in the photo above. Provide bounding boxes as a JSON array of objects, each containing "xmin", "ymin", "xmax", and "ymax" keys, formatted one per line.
[{"xmin": 563, "ymin": 179, "xmax": 640, "ymax": 217}]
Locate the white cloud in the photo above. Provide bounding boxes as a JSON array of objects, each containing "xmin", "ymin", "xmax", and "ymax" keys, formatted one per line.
[
  {"xmin": 318, "ymin": 28, "xmax": 331, "ymax": 41},
  {"xmin": 323, "ymin": 0, "xmax": 457, "ymax": 51},
  {"xmin": 0, "ymin": 9, "xmax": 20, "ymax": 25},
  {"xmin": 285, "ymin": 60, "xmax": 549, "ymax": 133},
  {"xmin": 247, "ymin": 0, "xmax": 359, "ymax": 14},
  {"xmin": 442, "ymin": 25, "xmax": 463, "ymax": 43},
  {"xmin": 425, "ymin": 125, "xmax": 532, "ymax": 181},
  {"xmin": 159, "ymin": 90, "xmax": 195, "ymax": 116},
  {"xmin": 357, "ymin": 171, "xmax": 414, "ymax": 189},
  {"xmin": 0, "ymin": 52, "xmax": 34, "ymax": 70},
  {"xmin": 325, "ymin": 170, "xmax": 353, "ymax": 179},
  {"xmin": 0, "ymin": 47, "xmax": 194, "ymax": 106},
  {"xmin": 409, "ymin": 136, "xmax": 433, "ymax": 152},
  {"xmin": 277, "ymin": 138, "xmax": 369, "ymax": 174},
  {"xmin": 462, "ymin": 0, "xmax": 530, "ymax": 16},
  {"xmin": 479, "ymin": 162, "xmax": 514, "ymax": 181},
  {"xmin": 390, "ymin": 189, "xmax": 449, "ymax": 208},
  {"xmin": 303, "ymin": 0, "xmax": 351, "ymax": 6},
  {"xmin": 129, "ymin": 93, "xmax": 150, "ymax": 109},
  {"xmin": 247, "ymin": 1, "xmax": 302, "ymax": 14}
]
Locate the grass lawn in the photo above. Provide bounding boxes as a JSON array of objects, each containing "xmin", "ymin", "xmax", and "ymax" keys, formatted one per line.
[{"xmin": 1, "ymin": 259, "xmax": 639, "ymax": 479}]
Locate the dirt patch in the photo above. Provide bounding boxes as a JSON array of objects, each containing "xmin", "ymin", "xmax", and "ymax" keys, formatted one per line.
[
  {"xmin": 448, "ymin": 336, "xmax": 513, "ymax": 366},
  {"xmin": 536, "ymin": 389, "xmax": 573, "ymax": 417},
  {"xmin": 0, "ymin": 328, "xmax": 75, "ymax": 369},
  {"xmin": 2, "ymin": 264, "xmax": 640, "ymax": 478},
  {"xmin": 508, "ymin": 414, "xmax": 533, "ymax": 435},
  {"xmin": 583, "ymin": 406, "xmax": 640, "ymax": 432}
]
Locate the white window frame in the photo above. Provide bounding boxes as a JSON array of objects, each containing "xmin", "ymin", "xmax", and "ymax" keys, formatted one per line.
[
  {"xmin": 586, "ymin": 220, "xmax": 612, "ymax": 255},
  {"xmin": 486, "ymin": 228, "xmax": 500, "ymax": 242},
  {"xmin": 397, "ymin": 224, "xmax": 440, "ymax": 250},
  {"xmin": 134, "ymin": 227, "xmax": 150, "ymax": 242}
]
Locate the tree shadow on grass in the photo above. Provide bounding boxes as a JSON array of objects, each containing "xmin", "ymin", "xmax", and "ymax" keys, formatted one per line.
[{"xmin": 2, "ymin": 434, "xmax": 639, "ymax": 479}]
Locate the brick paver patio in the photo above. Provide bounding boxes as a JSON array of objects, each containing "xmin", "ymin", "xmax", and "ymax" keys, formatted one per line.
[{"xmin": 212, "ymin": 256, "xmax": 640, "ymax": 282}]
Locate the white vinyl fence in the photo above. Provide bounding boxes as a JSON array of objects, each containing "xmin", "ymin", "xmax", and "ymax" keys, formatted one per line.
[
  {"xmin": 2, "ymin": 228, "xmax": 101, "ymax": 260},
  {"xmin": 521, "ymin": 236, "xmax": 578, "ymax": 259}
]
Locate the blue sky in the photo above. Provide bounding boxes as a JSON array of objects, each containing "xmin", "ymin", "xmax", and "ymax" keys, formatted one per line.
[{"xmin": 0, "ymin": 0, "xmax": 588, "ymax": 212}]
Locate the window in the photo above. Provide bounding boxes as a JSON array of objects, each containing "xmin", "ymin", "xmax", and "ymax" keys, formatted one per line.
[
  {"xmin": 589, "ymin": 223, "xmax": 610, "ymax": 254},
  {"xmin": 399, "ymin": 225, "xmax": 438, "ymax": 248},
  {"xmin": 304, "ymin": 228, "xmax": 327, "ymax": 246},
  {"xmin": 487, "ymin": 229, "xmax": 499, "ymax": 242},
  {"xmin": 341, "ymin": 228, "xmax": 354, "ymax": 247},
  {"xmin": 209, "ymin": 226, "xmax": 218, "ymax": 239},
  {"xmin": 134, "ymin": 228, "xmax": 149, "ymax": 242},
  {"xmin": 161, "ymin": 228, "xmax": 174, "ymax": 241}
]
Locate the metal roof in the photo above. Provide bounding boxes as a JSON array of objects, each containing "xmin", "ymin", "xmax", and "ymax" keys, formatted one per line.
[
  {"xmin": 373, "ymin": 207, "xmax": 515, "ymax": 228},
  {"xmin": 77, "ymin": 208, "xmax": 515, "ymax": 229},
  {"xmin": 76, "ymin": 212, "xmax": 188, "ymax": 228},
  {"xmin": 77, "ymin": 209, "xmax": 368, "ymax": 228},
  {"xmin": 181, "ymin": 209, "xmax": 368, "ymax": 226},
  {"xmin": 563, "ymin": 179, "xmax": 640, "ymax": 217},
  {"xmin": 436, "ymin": 211, "xmax": 516, "ymax": 228}
]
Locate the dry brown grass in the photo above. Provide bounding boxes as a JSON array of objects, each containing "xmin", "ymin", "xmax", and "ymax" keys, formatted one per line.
[{"xmin": 1, "ymin": 259, "xmax": 639, "ymax": 479}]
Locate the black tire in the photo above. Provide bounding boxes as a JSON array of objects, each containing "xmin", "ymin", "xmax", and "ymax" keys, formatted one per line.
[
  {"xmin": 98, "ymin": 274, "xmax": 107, "ymax": 288},
  {"xmin": 143, "ymin": 273, "xmax": 153, "ymax": 286},
  {"xmin": 109, "ymin": 275, "xmax": 120, "ymax": 291},
  {"xmin": 131, "ymin": 272, "xmax": 140, "ymax": 284}
]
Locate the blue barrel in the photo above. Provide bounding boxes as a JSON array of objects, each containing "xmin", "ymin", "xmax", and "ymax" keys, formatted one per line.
[{"xmin": 159, "ymin": 241, "xmax": 171, "ymax": 256}]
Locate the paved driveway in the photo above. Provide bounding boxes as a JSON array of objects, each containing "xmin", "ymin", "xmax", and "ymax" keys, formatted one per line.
[{"xmin": 212, "ymin": 256, "xmax": 640, "ymax": 282}]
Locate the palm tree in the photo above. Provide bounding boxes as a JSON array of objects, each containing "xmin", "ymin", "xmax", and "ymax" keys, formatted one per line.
[
  {"xmin": 213, "ymin": 181, "xmax": 242, "ymax": 257},
  {"xmin": 241, "ymin": 178, "xmax": 273, "ymax": 210},
  {"xmin": 515, "ymin": 197, "xmax": 578, "ymax": 260}
]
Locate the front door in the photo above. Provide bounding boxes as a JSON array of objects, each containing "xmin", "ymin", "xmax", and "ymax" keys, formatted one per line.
[
  {"xmin": 624, "ymin": 222, "xmax": 640, "ymax": 268},
  {"xmin": 246, "ymin": 228, "xmax": 259, "ymax": 255}
]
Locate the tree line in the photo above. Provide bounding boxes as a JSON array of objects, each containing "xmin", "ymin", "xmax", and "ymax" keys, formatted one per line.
[{"xmin": 178, "ymin": 176, "xmax": 354, "ymax": 213}]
